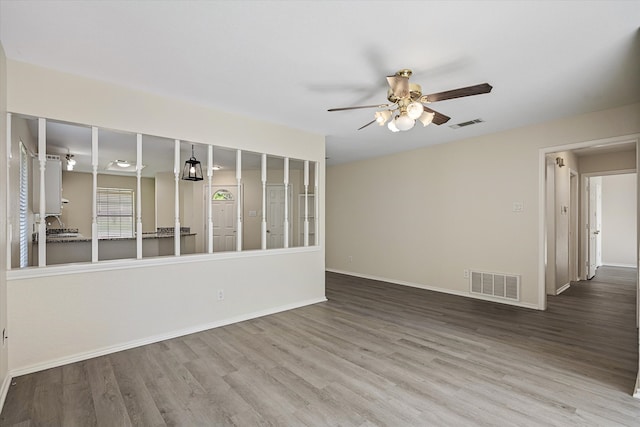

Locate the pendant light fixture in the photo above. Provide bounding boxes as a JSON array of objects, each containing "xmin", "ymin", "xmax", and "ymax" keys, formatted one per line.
[{"xmin": 181, "ymin": 144, "xmax": 204, "ymax": 181}]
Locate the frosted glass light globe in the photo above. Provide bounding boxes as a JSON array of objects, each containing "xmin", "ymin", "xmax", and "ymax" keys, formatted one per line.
[
  {"xmin": 375, "ymin": 110, "xmax": 392, "ymax": 126},
  {"xmin": 387, "ymin": 119, "xmax": 400, "ymax": 132},
  {"xmin": 395, "ymin": 114, "xmax": 415, "ymax": 131},
  {"xmin": 418, "ymin": 111, "xmax": 435, "ymax": 127},
  {"xmin": 406, "ymin": 101, "xmax": 424, "ymax": 120}
]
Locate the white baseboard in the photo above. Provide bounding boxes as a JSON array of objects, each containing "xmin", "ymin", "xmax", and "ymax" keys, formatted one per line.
[
  {"xmin": 326, "ymin": 268, "xmax": 542, "ymax": 310},
  {"xmin": 601, "ymin": 263, "xmax": 637, "ymax": 268},
  {"xmin": 0, "ymin": 373, "xmax": 11, "ymax": 414},
  {"xmin": 556, "ymin": 282, "xmax": 571, "ymax": 295},
  {"xmin": 9, "ymin": 296, "xmax": 327, "ymax": 378}
]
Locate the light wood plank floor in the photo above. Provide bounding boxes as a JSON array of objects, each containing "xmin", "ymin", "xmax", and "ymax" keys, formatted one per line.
[{"xmin": 2, "ymin": 267, "xmax": 640, "ymax": 426}]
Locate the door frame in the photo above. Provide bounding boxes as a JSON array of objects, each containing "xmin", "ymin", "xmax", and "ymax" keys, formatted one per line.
[
  {"xmin": 569, "ymin": 168, "xmax": 579, "ymax": 283},
  {"xmin": 583, "ymin": 171, "xmax": 636, "ymax": 277},
  {"xmin": 585, "ymin": 175, "xmax": 602, "ymax": 279},
  {"xmin": 538, "ymin": 133, "xmax": 639, "ymax": 310}
]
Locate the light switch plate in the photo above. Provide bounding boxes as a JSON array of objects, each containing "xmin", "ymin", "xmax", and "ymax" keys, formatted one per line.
[{"xmin": 512, "ymin": 202, "xmax": 524, "ymax": 212}]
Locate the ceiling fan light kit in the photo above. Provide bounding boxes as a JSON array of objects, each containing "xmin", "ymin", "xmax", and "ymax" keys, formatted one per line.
[
  {"xmin": 406, "ymin": 101, "xmax": 424, "ymax": 120},
  {"xmin": 394, "ymin": 113, "xmax": 415, "ymax": 131},
  {"xmin": 418, "ymin": 111, "xmax": 435, "ymax": 127},
  {"xmin": 329, "ymin": 68, "xmax": 492, "ymax": 133}
]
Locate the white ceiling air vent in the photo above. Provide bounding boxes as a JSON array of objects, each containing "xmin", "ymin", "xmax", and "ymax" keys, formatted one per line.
[{"xmin": 449, "ymin": 118, "xmax": 485, "ymax": 129}]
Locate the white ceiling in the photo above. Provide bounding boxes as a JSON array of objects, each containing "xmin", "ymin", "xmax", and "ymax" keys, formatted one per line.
[{"xmin": 1, "ymin": 1, "xmax": 639, "ymax": 167}]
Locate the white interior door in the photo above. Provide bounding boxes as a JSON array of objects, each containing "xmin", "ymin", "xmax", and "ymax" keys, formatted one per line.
[
  {"xmin": 210, "ymin": 186, "xmax": 237, "ymax": 252},
  {"xmin": 587, "ymin": 177, "xmax": 602, "ymax": 279},
  {"xmin": 267, "ymin": 185, "xmax": 285, "ymax": 249},
  {"xmin": 267, "ymin": 184, "xmax": 291, "ymax": 249}
]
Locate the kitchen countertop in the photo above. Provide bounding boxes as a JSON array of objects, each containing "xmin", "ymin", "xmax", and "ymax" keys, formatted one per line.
[
  {"xmin": 40, "ymin": 232, "xmax": 197, "ymax": 244},
  {"xmin": 35, "ymin": 227, "xmax": 196, "ymax": 244}
]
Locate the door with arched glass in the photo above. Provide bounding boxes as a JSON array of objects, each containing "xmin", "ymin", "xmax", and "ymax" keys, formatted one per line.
[{"xmin": 210, "ymin": 187, "xmax": 237, "ymax": 252}]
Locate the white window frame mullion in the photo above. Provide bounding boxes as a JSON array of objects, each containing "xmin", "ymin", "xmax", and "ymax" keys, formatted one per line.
[
  {"xmin": 136, "ymin": 134, "xmax": 143, "ymax": 259},
  {"xmin": 261, "ymin": 153, "xmax": 267, "ymax": 250},
  {"xmin": 303, "ymin": 160, "xmax": 309, "ymax": 247},
  {"xmin": 236, "ymin": 149, "xmax": 242, "ymax": 252},
  {"xmin": 174, "ymin": 139, "xmax": 181, "ymax": 256},
  {"xmin": 37, "ymin": 118, "xmax": 46, "ymax": 267},
  {"xmin": 283, "ymin": 157, "xmax": 289, "ymax": 248},
  {"xmin": 6, "ymin": 113, "xmax": 12, "ymax": 270},
  {"xmin": 207, "ymin": 145, "xmax": 213, "ymax": 254},
  {"xmin": 91, "ymin": 127, "xmax": 99, "ymax": 262},
  {"xmin": 314, "ymin": 161, "xmax": 319, "ymax": 246}
]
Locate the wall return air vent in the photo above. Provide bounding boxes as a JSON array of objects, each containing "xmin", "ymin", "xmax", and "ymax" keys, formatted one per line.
[
  {"xmin": 470, "ymin": 270, "xmax": 520, "ymax": 301},
  {"xmin": 449, "ymin": 118, "xmax": 484, "ymax": 129}
]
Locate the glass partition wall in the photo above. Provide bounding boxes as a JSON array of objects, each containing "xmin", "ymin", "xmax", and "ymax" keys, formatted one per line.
[{"xmin": 6, "ymin": 113, "xmax": 320, "ymax": 269}]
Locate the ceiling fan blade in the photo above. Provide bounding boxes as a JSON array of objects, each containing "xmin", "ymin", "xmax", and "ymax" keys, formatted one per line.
[
  {"xmin": 357, "ymin": 119, "xmax": 377, "ymax": 131},
  {"xmin": 423, "ymin": 106, "xmax": 451, "ymax": 125},
  {"xmin": 386, "ymin": 75, "xmax": 409, "ymax": 98},
  {"xmin": 424, "ymin": 83, "xmax": 493, "ymax": 103},
  {"xmin": 328, "ymin": 104, "xmax": 390, "ymax": 112}
]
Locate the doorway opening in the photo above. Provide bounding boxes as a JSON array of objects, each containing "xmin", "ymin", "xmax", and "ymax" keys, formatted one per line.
[
  {"xmin": 539, "ymin": 134, "xmax": 639, "ymax": 310},
  {"xmin": 584, "ymin": 172, "xmax": 637, "ymax": 278}
]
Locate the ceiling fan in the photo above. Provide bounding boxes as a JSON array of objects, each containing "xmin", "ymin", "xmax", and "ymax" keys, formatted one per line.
[{"xmin": 328, "ymin": 69, "xmax": 492, "ymax": 132}]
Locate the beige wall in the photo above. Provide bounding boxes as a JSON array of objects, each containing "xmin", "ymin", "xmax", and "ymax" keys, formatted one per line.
[
  {"xmin": 579, "ymin": 149, "xmax": 637, "ymax": 174},
  {"xmin": 154, "ymin": 172, "xmax": 174, "ymax": 228},
  {"xmin": 5, "ymin": 60, "xmax": 325, "ymax": 374},
  {"xmin": 6, "ymin": 60, "xmax": 322, "ymax": 161},
  {"xmin": 601, "ymin": 173, "xmax": 637, "ymax": 267},
  {"xmin": 0, "ymin": 42, "xmax": 9, "ymax": 402},
  {"xmin": 327, "ymin": 103, "xmax": 640, "ymax": 309}
]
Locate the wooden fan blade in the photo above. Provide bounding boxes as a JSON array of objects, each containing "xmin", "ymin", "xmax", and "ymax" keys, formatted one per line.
[
  {"xmin": 357, "ymin": 119, "xmax": 377, "ymax": 131},
  {"xmin": 423, "ymin": 106, "xmax": 451, "ymax": 125},
  {"xmin": 424, "ymin": 83, "xmax": 493, "ymax": 103},
  {"xmin": 328, "ymin": 104, "xmax": 390, "ymax": 112},
  {"xmin": 386, "ymin": 75, "xmax": 409, "ymax": 98}
]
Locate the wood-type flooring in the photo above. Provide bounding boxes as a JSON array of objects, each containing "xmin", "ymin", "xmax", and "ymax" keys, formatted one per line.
[{"xmin": 1, "ymin": 266, "xmax": 639, "ymax": 426}]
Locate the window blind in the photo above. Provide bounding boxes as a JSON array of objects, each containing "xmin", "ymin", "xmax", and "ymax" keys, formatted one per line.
[
  {"xmin": 96, "ymin": 187, "xmax": 134, "ymax": 239},
  {"xmin": 19, "ymin": 143, "xmax": 29, "ymax": 268}
]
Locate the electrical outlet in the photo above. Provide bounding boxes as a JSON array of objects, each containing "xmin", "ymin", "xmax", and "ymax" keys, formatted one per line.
[
  {"xmin": 463, "ymin": 269, "xmax": 469, "ymax": 279},
  {"xmin": 2, "ymin": 328, "xmax": 7, "ymax": 347},
  {"xmin": 348, "ymin": 256, "xmax": 353, "ymax": 263},
  {"xmin": 217, "ymin": 290, "xmax": 224, "ymax": 301}
]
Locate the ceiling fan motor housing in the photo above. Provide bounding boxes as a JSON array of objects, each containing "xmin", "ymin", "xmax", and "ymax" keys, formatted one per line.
[{"xmin": 387, "ymin": 83, "xmax": 423, "ymax": 103}]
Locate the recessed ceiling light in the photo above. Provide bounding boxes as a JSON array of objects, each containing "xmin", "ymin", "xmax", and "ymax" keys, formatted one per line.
[{"xmin": 105, "ymin": 161, "xmax": 145, "ymax": 172}]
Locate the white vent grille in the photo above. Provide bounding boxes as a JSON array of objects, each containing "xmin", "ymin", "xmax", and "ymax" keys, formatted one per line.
[
  {"xmin": 449, "ymin": 118, "xmax": 485, "ymax": 129},
  {"xmin": 470, "ymin": 270, "xmax": 520, "ymax": 301}
]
